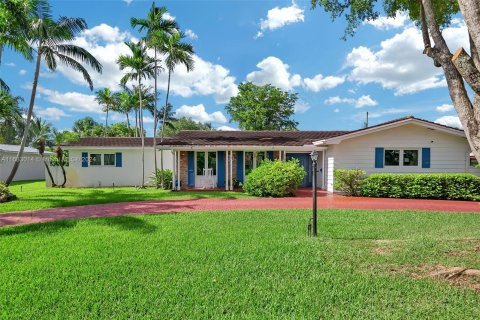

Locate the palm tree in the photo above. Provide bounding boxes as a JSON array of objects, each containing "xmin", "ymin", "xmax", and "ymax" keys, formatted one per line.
[
  {"xmin": 4, "ymin": 9, "xmax": 103, "ymax": 186},
  {"xmin": 154, "ymin": 31, "xmax": 194, "ymax": 186},
  {"xmin": 30, "ymin": 117, "xmax": 56, "ymax": 187},
  {"xmin": 117, "ymin": 41, "xmax": 155, "ymax": 188},
  {"xmin": 0, "ymin": 90, "xmax": 24, "ymax": 144},
  {"xmin": 95, "ymin": 88, "xmax": 116, "ymax": 137},
  {"xmin": 157, "ymin": 103, "xmax": 176, "ymax": 134},
  {"xmin": 131, "ymin": 3, "xmax": 178, "ymax": 187},
  {"xmin": 115, "ymin": 90, "xmax": 134, "ymax": 136}
]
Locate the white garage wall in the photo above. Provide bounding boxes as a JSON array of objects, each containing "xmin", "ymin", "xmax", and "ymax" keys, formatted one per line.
[
  {"xmin": 47, "ymin": 148, "xmax": 174, "ymax": 188},
  {"xmin": 0, "ymin": 152, "xmax": 46, "ymax": 182},
  {"xmin": 326, "ymin": 124, "xmax": 480, "ymax": 191}
]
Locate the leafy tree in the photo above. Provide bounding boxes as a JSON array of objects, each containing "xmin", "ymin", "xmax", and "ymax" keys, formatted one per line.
[
  {"xmin": 311, "ymin": 0, "xmax": 480, "ymax": 161},
  {"xmin": 157, "ymin": 103, "xmax": 176, "ymax": 132},
  {"xmin": 115, "ymin": 90, "xmax": 135, "ymax": 136},
  {"xmin": 0, "ymin": 90, "xmax": 23, "ymax": 144},
  {"xmin": 4, "ymin": 4, "xmax": 103, "ymax": 186},
  {"xmin": 72, "ymin": 116, "xmax": 100, "ymax": 137},
  {"xmin": 131, "ymin": 2, "xmax": 177, "ymax": 182},
  {"xmin": 225, "ymin": 82, "xmax": 298, "ymax": 130},
  {"xmin": 95, "ymin": 88, "xmax": 116, "ymax": 137},
  {"xmin": 117, "ymin": 41, "xmax": 156, "ymax": 187},
  {"xmin": 163, "ymin": 117, "xmax": 213, "ymax": 137},
  {"xmin": 107, "ymin": 122, "xmax": 131, "ymax": 137}
]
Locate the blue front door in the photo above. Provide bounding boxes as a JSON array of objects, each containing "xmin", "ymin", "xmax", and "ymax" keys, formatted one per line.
[{"xmin": 286, "ymin": 153, "xmax": 312, "ymax": 187}]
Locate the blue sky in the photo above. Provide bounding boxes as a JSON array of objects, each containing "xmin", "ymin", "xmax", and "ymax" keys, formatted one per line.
[{"xmin": 1, "ymin": 0, "xmax": 469, "ymax": 134}]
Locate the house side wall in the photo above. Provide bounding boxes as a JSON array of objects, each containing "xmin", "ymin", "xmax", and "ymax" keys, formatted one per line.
[
  {"xmin": 0, "ymin": 152, "xmax": 46, "ymax": 182},
  {"xmin": 326, "ymin": 124, "xmax": 480, "ymax": 191},
  {"xmin": 48, "ymin": 148, "xmax": 174, "ymax": 188}
]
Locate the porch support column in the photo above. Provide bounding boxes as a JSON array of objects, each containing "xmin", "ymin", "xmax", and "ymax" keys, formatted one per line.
[
  {"xmin": 177, "ymin": 151, "xmax": 181, "ymax": 190},
  {"xmin": 230, "ymin": 150, "xmax": 233, "ymax": 190},
  {"xmin": 172, "ymin": 150, "xmax": 176, "ymax": 191},
  {"xmin": 225, "ymin": 150, "xmax": 229, "ymax": 191}
]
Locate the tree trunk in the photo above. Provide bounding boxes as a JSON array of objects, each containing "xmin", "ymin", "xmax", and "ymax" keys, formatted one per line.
[
  {"xmin": 160, "ymin": 69, "xmax": 172, "ymax": 187},
  {"xmin": 138, "ymin": 77, "xmax": 145, "ymax": 188},
  {"xmin": 126, "ymin": 112, "xmax": 131, "ymax": 137},
  {"xmin": 458, "ymin": 0, "xmax": 480, "ymax": 55},
  {"xmin": 153, "ymin": 49, "xmax": 159, "ymax": 188},
  {"xmin": 452, "ymin": 48, "xmax": 480, "ymax": 96},
  {"xmin": 4, "ymin": 49, "xmax": 42, "ymax": 186},
  {"xmin": 421, "ymin": 0, "xmax": 480, "ymax": 161},
  {"xmin": 104, "ymin": 106, "xmax": 109, "ymax": 137},
  {"xmin": 42, "ymin": 154, "xmax": 56, "ymax": 187},
  {"xmin": 134, "ymin": 109, "xmax": 138, "ymax": 137},
  {"xmin": 60, "ymin": 161, "xmax": 66, "ymax": 187}
]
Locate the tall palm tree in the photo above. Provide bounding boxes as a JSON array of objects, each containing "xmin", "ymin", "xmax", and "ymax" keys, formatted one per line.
[
  {"xmin": 115, "ymin": 90, "xmax": 134, "ymax": 136},
  {"xmin": 4, "ymin": 7, "xmax": 103, "ymax": 186},
  {"xmin": 117, "ymin": 41, "xmax": 155, "ymax": 188},
  {"xmin": 131, "ymin": 3, "xmax": 177, "ymax": 185},
  {"xmin": 95, "ymin": 88, "xmax": 116, "ymax": 137},
  {"xmin": 30, "ymin": 116, "xmax": 56, "ymax": 186},
  {"xmin": 153, "ymin": 31, "xmax": 194, "ymax": 186},
  {"xmin": 157, "ymin": 103, "xmax": 176, "ymax": 134},
  {"xmin": 0, "ymin": 90, "xmax": 23, "ymax": 144}
]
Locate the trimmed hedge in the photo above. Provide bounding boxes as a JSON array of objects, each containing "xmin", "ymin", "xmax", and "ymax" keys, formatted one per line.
[
  {"xmin": 243, "ymin": 159, "xmax": 305, "ymax": 197},
  {"xmin": 0, "ymin": 182, "xmax": 16, "ymax": 203},
  {"xmin": 334, "ymin": 169, "xmax": 366, "ymax": 196},
  {"xmin": 360, "ymin": 173, "xmax": 480, "ymax": 200}
]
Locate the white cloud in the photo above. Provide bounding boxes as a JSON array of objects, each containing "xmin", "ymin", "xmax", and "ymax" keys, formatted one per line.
[
  {"xmin": 5, "ymin": 62, "xmax": 15, "ymax": 67},
  {"xmin": 164, "ymin": 12, "xmax": 175, "ymax": 21},
  {"xmin": 36, "ymin": 107, "xmax": 69, "ymax": 121},
  {"xmin": 246, "ymin": 56, "xmax": 301, "ymax": 90},
  {"xmin": 324, "ymin": 95, "xmax": 377, "ymax": 108},
  {"xmin": 123, "ymin": 0, "xmax": 133, "ymax": 5},
  {"xmin": 436, "ymin": 104, "xmax": 454, "ymax": 113},
  {"xmin": 333, "ymin": 108, "xmax": 340, "ymax": 113},
  {"xmin": 294, "ymin": 100, "xmax": 310, "ymax": 113},
  {"xmin": 175, "ymin": 104, "xmax": 228, "ymax": 124},
  {"xmin": 37, "ymin": 86, "xmax": 101, "ymax": 113},
  {"xmin": 19, "ymin": 69, "xmax": 27, "ymax": 76},
  {"xmin": 185, "ymin": 29, "xmax": 198, "ymax": 40},
  {"xmin": 364, "ymin": 13, "xmax": 409, "ymax": 30},
  {"xmin": 257, "ymin": 2, "xmax": 304, "ymax": 38},
  {"xmin": 303, "ymin": 74, "xmax": 345, "ymax": 92},
  {"xmin": 217, "ymin": 125, "xmax": 240, "ymax": 131},
  {"xmin": 345, "ymin": 22, "xmax": 469, "ymax": 95},
  {"xmin": 435, "ymin": 115, "xmax": 463, "ymax": 129},
  {"xmin": 56, "ymin": 24, "xmax": 237, "ymax": 104}
]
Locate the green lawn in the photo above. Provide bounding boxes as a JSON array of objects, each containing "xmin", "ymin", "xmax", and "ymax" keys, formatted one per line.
[
  {"xmin": 1, "ymin": 209, "xmax": 479, "ymax": 319},
  {"xmin": 0, "ymin": 180, "xmax": 251, "ymax": 213}
]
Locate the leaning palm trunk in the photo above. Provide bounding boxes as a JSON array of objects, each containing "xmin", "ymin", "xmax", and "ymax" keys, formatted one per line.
[
  {"xmin": 138, "ymin": 78, "xmax": 145, "ymax": 188},
  {"xmin": 104, "ymin": 106, "xmax": 109, "ymax": 137},
  {"xmin": 160, "ymin": 68, "xmax": 172, "ymax": 188},
  {"xmin": 126, "ymin": 112, "xmax": 131, "ymax": 136},
  {"xmin": 4, "ymin": 49, "xmax": 42, "ymax": 186},
  {"xmin": 38, "ymin": 140, "xmax": 56, "ymax": 187},
  {"xmin": 153, "ymin": 49, "xmax": 159, "ymax": 188},
  {"xmin": 56, "ymin": 146, "xmax": 67, "ymax": 188}
]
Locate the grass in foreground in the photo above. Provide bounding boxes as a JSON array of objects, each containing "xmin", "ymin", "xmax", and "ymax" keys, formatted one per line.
[
  {"xmin": 0, "ymin": 209, "xmax": 479, "ymax": 319},
  {"xmin": 0, "ymin": 180, "xmax": 251, "ymax": 213}
]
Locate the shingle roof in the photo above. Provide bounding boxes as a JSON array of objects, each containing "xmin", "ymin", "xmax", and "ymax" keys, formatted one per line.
[
  {"xmin": 158, "ymin": 130, "xmax": 350, "ymax": 146},
  {"xmin": 61, "ymin": 137, "xmax": 156, "ymax": 147}
]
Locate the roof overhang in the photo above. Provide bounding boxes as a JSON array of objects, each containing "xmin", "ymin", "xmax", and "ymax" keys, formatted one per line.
[
  {"xmin": 157, "ymin": 145, "xmax": 328, "ymax": 151},
  {"xmin": 313, "ymin": 118, "xmax": 466, "ymax": 145}
]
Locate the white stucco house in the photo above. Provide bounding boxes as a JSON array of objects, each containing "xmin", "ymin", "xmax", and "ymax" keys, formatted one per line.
[
  {"xmin": 57, "ymin": 116, "xmax": 480, "ymax": 190},
  {"xmin": 0, "ymin": 144, "xmax": 52, "ymax": 182}
]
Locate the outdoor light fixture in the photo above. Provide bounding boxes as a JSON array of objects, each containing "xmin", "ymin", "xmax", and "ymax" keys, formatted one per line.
[{"xmin": 310, "ymin": 151, "xmax": 319, "ymax": 237}]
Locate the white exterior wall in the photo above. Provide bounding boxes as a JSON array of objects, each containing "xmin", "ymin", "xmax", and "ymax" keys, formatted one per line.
[
  {"xmin": 326, "ymin": 123, "xmax": 480, "ymax": 191},
  {"xmin": 47, "ymin": 148, "xmax": 173, "ymax": 188},
  {"xmin": 0, "ymin": 152, "xmax": 46, "ymax": 182}
]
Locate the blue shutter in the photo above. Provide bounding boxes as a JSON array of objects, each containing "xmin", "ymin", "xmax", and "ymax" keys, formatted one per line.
[
  {"xmin": 82, "ymin": 152, "xmax": 88, "ymax": 167},
  {"xmin": 375, "ymin": 148, "xmax": 384, "ymax": 168},
  {"xmin": 236, "ymin": 151, "xmax": 244, "ymax": 183},
  {"xmin": 217, "ymin": 151, "xmax": 225, "ymax": 187},
  {"xmin": 267, "ymin": 151, "xmax": 274, "ymax": 160},
  {"xmin": 422, "ymin": 148, "xmax": 431, "ymax": 168},
  {"xmin": 187, "ymin": 151, "xmax": 195, "ymax": 187},
  {"xmin": 115, "ymin": 152, "xmax": 122, "ymax": 167}
]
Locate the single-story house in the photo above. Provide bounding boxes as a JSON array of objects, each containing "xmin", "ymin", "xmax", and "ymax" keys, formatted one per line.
[
  {"xmin": 158, "ymin": 116, "xmax": 480, "ymax": 192},
  {"xmin": 54, "ymin": 138, "xmax": 173, "ymax": 188},
  {"xmin": 56, "ymin": 116, "xmax": 480, "ymax": 190},
  {"xmin": 0, "ymin": 144, "xmax": 52, "ymax": 182}
]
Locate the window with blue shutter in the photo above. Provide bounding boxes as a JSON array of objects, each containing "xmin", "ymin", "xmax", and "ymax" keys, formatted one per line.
[
  {"xmin": 422, "ymin": 148, "xmax": 431, "ymax": 168},
  {"xmin": 375, "ymin": 148, "xmax": 384, "ymax": 168},
  {"xmin": 217, "ymin": 151, "xmax": 225, "ymax": 187},
  {"xmin": 82, "ymin": 152, "xmax": 88, "ymax": 167},
  {"xmin": 115, "ymin": 152, "xmax": 122, "ymax": 167}
]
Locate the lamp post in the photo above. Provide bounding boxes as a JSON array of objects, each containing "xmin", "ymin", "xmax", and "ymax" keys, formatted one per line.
[{"xmin": 310, "ymin": 151, "xmax": 318, "ymax": 237}]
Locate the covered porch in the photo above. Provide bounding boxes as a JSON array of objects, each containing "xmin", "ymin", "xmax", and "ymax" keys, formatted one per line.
[{"xmin": 166, "ymin": 146, "xmax": 327, "ymax": 191}]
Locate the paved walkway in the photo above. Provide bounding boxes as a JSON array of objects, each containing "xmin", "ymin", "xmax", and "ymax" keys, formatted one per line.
[{"xmin": 1, "ymin": 190, "xmax": 480, "ymax": 227}]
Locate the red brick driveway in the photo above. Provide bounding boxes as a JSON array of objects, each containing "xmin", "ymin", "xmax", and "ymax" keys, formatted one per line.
[{"xmin": 1, "ymin": 189, "xmax": 479, "ymax": 228}]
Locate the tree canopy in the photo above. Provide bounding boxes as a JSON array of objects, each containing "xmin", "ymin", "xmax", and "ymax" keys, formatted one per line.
[{"xmin": 225, "ymin": 82, "xmax": 298, "ymax": 131}]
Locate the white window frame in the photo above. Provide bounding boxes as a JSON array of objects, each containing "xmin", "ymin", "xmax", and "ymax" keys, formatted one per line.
[
  {"xmin": 384, "ymin": 148, "xmax": 420, "ymax": 167},
  {"xmin": 195, "ymin": 151, "xmax": 218, "ymax": 176}
]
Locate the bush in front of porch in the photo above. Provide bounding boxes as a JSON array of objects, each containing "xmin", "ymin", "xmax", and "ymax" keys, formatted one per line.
[{"xmin": 243, "ymin": 159, "xmax": 305, "ymax": 197}]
